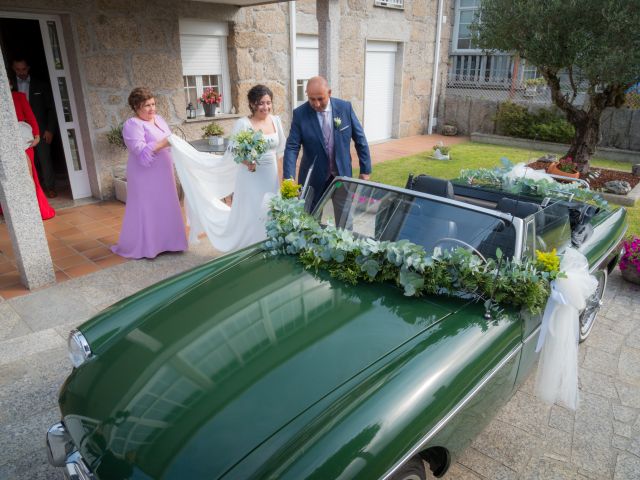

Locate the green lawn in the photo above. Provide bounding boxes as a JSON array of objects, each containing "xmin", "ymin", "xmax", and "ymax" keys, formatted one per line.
[{"xmin": 364, "ymin": 142, "xmax": 639, "ymax": 238}]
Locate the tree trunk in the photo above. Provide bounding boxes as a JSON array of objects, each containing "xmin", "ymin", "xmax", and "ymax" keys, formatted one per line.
[{"xmin": 566, "ymin": 111, "xmax": 601, "ymax": 174}]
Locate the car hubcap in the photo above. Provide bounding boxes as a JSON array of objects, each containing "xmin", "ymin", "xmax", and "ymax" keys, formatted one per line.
[{"xmin": 579, "ymin": 270, "xmax": 606, "ymax": 341}]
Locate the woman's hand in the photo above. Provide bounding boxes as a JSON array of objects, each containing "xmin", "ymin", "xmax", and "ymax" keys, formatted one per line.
[
  {"xmin": 242, "ymin": 160, "xmax": 257, "ymax": 173},
  {"xmin": 30, "ymin": 135, "xmax": 40, "ymax": 148},
  {"xmin": 154, "ymin": 136, "xmax": 170, "ymax": 152}
]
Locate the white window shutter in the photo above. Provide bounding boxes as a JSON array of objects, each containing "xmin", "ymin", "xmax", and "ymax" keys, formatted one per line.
[
  {"xmin": 180, "ymin": 35, "xmax": 222, "ymax": 75},
  {"xmin": 296, "ymin": 36, "xmax": 319, "ymax": 80}
]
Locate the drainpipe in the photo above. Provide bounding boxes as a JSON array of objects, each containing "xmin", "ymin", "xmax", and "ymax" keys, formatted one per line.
[
  {"xmin": 427, "ymin": 0, "xmax": 445, "ymax": 134},
  {"xmin": 289, "ymin": 1, "xmax": 297, "ymax": 113}
]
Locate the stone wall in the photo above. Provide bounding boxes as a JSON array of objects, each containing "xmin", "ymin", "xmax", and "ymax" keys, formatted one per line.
[
  {"xmin": 2, "ymin": 0, "xmax": 452, "ymax": 201},
  {"xmin": 0, "ymin": 0, "xmax": 289, "ymax": 199},
  {"xmin": 296, "ymin": 0, "xmax": 451, "ymax": 137},
  {"xmin": 229, "ymin": 1, "xmax": 291, "ymax": 121},
  {"xmin": 442, "ymin": 95, "xmax": 640, "ymax": 151}
]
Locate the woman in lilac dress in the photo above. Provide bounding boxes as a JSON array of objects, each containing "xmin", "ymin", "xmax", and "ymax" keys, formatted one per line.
[{"xmin": 111, "ymin": 87, "xmax": 187, "ymax": 259}]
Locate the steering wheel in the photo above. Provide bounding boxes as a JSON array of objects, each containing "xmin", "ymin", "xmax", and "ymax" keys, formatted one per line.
[{"xmin": 433, "ymin": 237, "xmax": 488, "ymax": 264}]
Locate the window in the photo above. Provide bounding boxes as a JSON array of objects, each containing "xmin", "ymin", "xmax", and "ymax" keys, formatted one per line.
[
  {"xmin": 179, "ymin": 20, "xmax": 230, "ymax": 117},
  {"xmin": 453, "ymin": 0, "xmax": 480, "ymax": 51},
  {"xmin": 373, "ymin": 0, "xmax": 404, "ymax": 9},
  {"xmin": 295, "ymin": 35, "xmax": 318, "ymax": 107}
]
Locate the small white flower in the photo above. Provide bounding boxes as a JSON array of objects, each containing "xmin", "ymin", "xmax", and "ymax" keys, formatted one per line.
[{"xmin": 334, "ymin": 117, "xmax": 342, "ymax": 129}]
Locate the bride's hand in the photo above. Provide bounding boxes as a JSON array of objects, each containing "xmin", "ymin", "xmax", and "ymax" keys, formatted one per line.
[{"xmin": 243, "ymin": 160, "xmax": 257, "ymax": 172}]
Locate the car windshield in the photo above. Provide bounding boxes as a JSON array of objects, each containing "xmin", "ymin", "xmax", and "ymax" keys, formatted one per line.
[{"xmin": 315, "ymin": 180, "xmax": 518, "ymax": 260}]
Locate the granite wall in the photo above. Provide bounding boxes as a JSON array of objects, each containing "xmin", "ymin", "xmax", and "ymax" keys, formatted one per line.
[
  {"xmin": 0, "ymin": 0, "xmax": 291, "ymax": 199},
  {"xmin": 296, "ymin": 0, "xmax": 451, "ymax": 138},
  {"xmin": 1, "ymin": 0, "xmax": 451, "ymax": 201}
]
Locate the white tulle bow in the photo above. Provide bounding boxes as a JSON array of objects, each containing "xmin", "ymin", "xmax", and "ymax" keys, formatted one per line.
[{"xmin": 534, "ymin": 248, "xmax": 598, "ymax": 410}]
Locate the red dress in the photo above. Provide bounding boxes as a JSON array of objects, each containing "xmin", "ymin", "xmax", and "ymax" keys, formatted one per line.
[{"xmin": 11, "ymin": 91, "xmax": 55, "ymax": 220}]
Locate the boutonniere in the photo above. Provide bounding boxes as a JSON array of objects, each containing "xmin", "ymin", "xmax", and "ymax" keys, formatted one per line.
[{"xmin": 334, "ymin": 117, "xmax": 342, "ymax": 129}]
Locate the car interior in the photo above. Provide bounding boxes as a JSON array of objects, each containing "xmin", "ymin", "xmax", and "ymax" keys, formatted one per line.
[{"xmin": 316, "ymin": 176, "xmax": 600, "ymax": 262}]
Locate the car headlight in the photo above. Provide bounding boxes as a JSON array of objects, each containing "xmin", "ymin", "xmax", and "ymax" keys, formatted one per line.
[{"xmin": 68, "ymin": 330, "xmax": 92, "ymax": 367}]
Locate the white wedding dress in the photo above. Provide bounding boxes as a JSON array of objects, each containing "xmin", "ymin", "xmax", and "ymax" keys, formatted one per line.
[{"xmin": 170, "ymin": 115, "xmax": 285, "ymax": 252}]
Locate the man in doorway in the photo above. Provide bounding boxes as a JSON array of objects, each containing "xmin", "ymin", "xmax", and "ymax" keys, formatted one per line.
[
  {"xmin": 283, "ymin": 75, "xmax": 371, "ymax": 211},
  {"xmin": 12, "ymin": 58, "xmax": 58, "ymax": 198}
]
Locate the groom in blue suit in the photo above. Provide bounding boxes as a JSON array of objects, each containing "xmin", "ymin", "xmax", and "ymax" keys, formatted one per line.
[{"xmin": 283, "ymin": 76, "xmax": 372, "ymax": 208}]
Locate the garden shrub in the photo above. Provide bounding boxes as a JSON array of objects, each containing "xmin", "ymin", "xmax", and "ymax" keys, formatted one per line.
[{"xmin": 495, "ymin": 101, "xmax": 575, "ymax": 144}]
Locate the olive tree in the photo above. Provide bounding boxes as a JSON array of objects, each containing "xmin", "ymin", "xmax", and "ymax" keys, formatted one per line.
[{"xmin": 474, "ymin": 0, "xmax": 640, "ymax": 172}]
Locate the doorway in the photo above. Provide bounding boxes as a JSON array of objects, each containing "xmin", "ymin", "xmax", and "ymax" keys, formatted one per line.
[{"xmin": 0, "ymin": 12, "xmax": 91, "ymax": 201}]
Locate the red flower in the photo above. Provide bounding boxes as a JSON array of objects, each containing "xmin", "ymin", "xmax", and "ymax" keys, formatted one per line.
[{"xmin": 199, "ymin": 88, "xmax": 222, "ymax": 105}]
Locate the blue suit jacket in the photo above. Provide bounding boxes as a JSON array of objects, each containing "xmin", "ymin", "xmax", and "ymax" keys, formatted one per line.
[{"xmin": 283, "ymin": 98, "xmax": 371, "ymax": 205}]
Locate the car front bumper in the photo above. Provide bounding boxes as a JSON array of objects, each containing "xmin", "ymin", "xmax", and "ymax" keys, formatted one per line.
[{"xmin": 46, "ymin": 422, "xmax": 95, "ymax": 479}]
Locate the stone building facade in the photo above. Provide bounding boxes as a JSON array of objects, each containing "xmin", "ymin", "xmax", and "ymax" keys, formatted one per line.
[
  {"xmin": 296, "ymin": 0, "xmax": 451, "ymax": 138},
  {"xmin": 1, "ymin": 0, "xmax": 449, "ymax": 202}
]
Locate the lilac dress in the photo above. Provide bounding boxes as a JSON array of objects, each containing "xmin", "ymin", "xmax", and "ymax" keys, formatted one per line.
[{"xmin": 111, "ymin": 115, "xmax": 187, "ymax": 259}]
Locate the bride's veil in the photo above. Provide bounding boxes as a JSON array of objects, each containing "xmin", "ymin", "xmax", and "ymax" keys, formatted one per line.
[{"xmin": 169, "ymin": 134, "xmax": 239, "ymax": 244}]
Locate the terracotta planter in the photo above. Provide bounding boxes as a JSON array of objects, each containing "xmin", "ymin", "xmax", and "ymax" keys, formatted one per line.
[
  {"xmin": 621, "ymin": 266, "xmax": 640, "ymax": 285},
  {"xmin": 546, "ymin": 161, "xmax": 580, "ymax": 179}
]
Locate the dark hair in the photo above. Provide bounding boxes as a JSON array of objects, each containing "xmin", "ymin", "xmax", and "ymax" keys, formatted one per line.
[
  {"xmin": 128, "ymin": 87, "xmax": 155, "ymax": 112},
  {"xmin": 247, "ymin": 84, "xmax": 273, "ymax": 115}
]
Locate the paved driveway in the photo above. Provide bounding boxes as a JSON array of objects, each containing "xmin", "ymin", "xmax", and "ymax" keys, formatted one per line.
[{"xmin": 0, "ymin": 244, "xmax": 638, "ymax": 479}]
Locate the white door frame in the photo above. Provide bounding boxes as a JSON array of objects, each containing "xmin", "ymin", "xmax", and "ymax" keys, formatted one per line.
[{"xmin": 0, "ymin": 11, "xmax": 92, "ymax": 199}]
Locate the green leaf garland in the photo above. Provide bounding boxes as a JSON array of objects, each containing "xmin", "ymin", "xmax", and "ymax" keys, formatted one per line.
[{"xmin": 264, "ymin": 196, "xmax": 554, "ymax": 314}]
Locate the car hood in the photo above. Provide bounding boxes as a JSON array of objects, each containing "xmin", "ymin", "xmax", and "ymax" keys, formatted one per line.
[{"xmin": 60, "ymin": 252, "xmax": 474, "ymax": 479}]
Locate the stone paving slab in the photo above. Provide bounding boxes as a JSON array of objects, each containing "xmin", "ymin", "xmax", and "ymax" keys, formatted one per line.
[{"xmin": 0, "ymin": 241, "xmax": 638, "ymax": 479}]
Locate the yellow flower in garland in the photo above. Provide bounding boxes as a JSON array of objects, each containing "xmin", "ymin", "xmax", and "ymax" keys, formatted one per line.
[
  {"xmin": 536, "ymin": 248, "xmax": 561, "ymax": 277},
  {"xmin": 280, "ymin": 179, "xmax": 301, "ymax": 199}
]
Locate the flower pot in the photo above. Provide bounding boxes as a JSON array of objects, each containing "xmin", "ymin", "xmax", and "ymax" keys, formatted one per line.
[
  {"xmin": 114, "ymin": 177, "xmax": 127, "ymax": 203},
  {"xmin": 208, "ymin": 135, "xmax": 224, "ymax": 146},
  {"xmin": 547, "ymin": 161, "xmax": 580, "ymax": 179},
  {"xmin": 621, "ymin": 267, "xmax": 640, "ymax": 285},
  {"xmin": 203, "ymin": 103, "xmax": 216, "ymax": 117}
]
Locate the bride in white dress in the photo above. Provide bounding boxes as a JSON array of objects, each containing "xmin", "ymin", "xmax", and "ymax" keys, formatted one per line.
[{"xmin": 169, "ymin": 85, "xmax": 285, "ymax": 252}]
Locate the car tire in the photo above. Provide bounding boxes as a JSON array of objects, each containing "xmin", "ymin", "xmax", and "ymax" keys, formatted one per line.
[
  {"xmin": 579, "ymin": 268, "xmax": 607, "ymax": 342},
  {"xmin": 388, "ymin": 456, "xmax": 427, "ymax": 480}
]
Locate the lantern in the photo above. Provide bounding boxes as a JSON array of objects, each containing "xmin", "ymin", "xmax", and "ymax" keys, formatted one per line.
[{"xmin": 186, "ymin": 102, "xmax": 196, "ymax": 119}]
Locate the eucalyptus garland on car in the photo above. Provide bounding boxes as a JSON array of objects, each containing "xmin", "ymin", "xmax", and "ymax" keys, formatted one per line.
[
  {"xmin": 264, "ymin": 194, "xmax": 562, "ymax": 315},
  {"xmin": 456, "ymin": 158, "xmax": 609, "ymax": 210}
]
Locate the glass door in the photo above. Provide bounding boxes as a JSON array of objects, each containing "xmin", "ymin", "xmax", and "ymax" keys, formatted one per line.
[{"xmin": 39, "ymin": 16, "xmax": 91, "ymax": 199}]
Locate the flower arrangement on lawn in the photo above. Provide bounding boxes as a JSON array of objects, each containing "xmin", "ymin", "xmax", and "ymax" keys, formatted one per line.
[
  {"xmin": 619, "ymin": 236, "xmax": 640, "ymax": 283},
  {"xmin": 555, "ymin": 156, "xmax": 578, "ymax": 174},
  {"xmin": 228, "ymin": 128, "xmax": 268, "ymax": 165},
  {"xmin": 199, "ymin": 87, "xmax": 222, "ymax": 105},
  {"xmin": 264, "ymin": 194, "xmax": 560, "ymax": 315},
  {"xmin": 432, "ymin": 144, "xmax": 451, "ymax": 155}
]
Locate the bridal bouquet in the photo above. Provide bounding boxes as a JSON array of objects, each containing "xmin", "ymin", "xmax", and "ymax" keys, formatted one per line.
[{"xmin": 229, "ymin": 128, "xmax": 268, "ymax": 165}]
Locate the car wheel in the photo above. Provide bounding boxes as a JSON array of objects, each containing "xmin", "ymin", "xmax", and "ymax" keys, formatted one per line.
[
  {"xmin": 579, "ymin": 269, "xmax": 607, "ymax": 342},
  {"xmin": 388, "ymin": 456, "xmax": 427, "ymax": 480}
]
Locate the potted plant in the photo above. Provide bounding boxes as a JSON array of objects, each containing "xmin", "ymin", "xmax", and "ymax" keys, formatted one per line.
[
  {"xmin": 106, "ymin": 122, "xmax": 126, "ymax": 150},
  {"xmin": 202, "ymin": 122, "xmax": 225, "ymax": 146},
  {"xmin": 619, "ymin": 236, "xmax": 640, "ymax": 285},
  {"xmin": 432, "ymin": 143, "xmax": 451, "ymax": 160},
  {"xmin": 523, "ymin": 77, "xmax": 546, "ymax": 96},
  {"xmin": 547, "ymin": 156, "xmax": 580, "ymax": 179},
  {"xmin": 199, "ymin": 88, "xmax": 222, "ymax": 117}
]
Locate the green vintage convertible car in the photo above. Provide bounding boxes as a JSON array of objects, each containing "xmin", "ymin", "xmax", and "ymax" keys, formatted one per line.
[{"xmin": 46, "ymin": 174, "xmax": 626, "ymax": 479}]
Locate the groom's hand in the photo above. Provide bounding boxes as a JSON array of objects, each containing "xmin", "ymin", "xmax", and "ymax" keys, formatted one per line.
[{"xmin": 359, "ymin": 173, "xmax": 370, "ymax": 181}]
